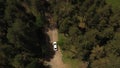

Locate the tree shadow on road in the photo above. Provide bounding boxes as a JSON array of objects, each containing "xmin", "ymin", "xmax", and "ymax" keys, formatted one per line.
[
  {"xmin": 17, "ymin": 28, "xmax": 55, "ymax": 68},
  {"xmin": 23, "ymin": 28, "xmax": 55, "ymax": 61}
]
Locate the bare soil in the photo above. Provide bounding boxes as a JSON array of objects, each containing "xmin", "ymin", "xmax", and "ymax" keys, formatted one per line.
[{"xmin": 46, "ymin": 28, "xmax": 68, "ymax": 68}]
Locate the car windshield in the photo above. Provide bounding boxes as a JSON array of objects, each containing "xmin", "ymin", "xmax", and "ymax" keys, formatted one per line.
[{"xmin": 53, "ymin": 42, "xmax": 57, "ymax": 45}]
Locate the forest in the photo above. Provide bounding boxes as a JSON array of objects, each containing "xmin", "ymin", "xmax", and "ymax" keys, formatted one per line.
[{"xmin": 0, "ymin": 0, "xmax": 120, "ymax": 68}]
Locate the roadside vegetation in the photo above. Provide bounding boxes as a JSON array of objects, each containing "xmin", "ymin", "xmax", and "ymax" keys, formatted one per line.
[
  {"xmin": 0, "ymin": 0, "xmax": 52, "ymax": 68},
  {"xmin": 106, "ymin": 0, "xmax": 120, "ymax": 10},
  {"xmin": 52, "ymin": 0, "xmax": 120, "ymax": 68},
  {"xmin": 58, "ymin": 34, "xmax": 82, "ymax": 68}
]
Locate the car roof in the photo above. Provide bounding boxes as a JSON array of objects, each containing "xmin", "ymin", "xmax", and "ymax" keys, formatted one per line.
[{"xmin": 54, "ymin": 45, "xmax": 57, "ymax": 48}]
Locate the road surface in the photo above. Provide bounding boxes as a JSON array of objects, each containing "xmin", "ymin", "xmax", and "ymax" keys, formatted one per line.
[{"xmin": 46, "ymin": 28, "xmax": 68, "ymax": 68}]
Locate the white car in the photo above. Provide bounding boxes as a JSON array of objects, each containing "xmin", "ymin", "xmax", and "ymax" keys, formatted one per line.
[{"xmin": 53, "ymin": 42, "xmax": 58, "ymax": 51}]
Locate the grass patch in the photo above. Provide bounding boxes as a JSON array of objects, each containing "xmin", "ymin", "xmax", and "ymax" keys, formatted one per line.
[
  {"xmin": 58, "ymin": 33, "xmax": 66, "ymax": 47},
  {"xmin": 106, "ymin": 0, "xmax": 120, "ymax": 10},
  {"xmin": 61, "ymin": 50, "xmax": 82, "ymax": 68},
  {"xmin": 58, "ymin": 33, "xmax": 82, "ymax": 68}
]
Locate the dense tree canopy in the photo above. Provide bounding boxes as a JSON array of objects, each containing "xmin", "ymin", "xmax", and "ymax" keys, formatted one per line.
[
  {"xmin": 50, "ymin": 0, "xmax": 120, "ymax": 68},
  {"xmin": 0, "ymin": 0, "xmax": 120, "ymax": 68},
  {"xmin": 0, "ymin": 0, "xmax": 52, "ymax": 68}
]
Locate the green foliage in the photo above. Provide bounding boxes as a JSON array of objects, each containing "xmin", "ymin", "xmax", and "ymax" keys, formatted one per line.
[
  {"xmin": 11, "ymin": 54, "xmax": 24, "ymax": 68},
  {"xmin": 1, "ymin": 0, "xmax": 120, "ymax": 68},
  {"xmin": 0, "ymin": 51, "xmax": 7, "ymax": 65},
  {"xmin": 35, "ymin": 14, "xmax": 43, "ymax": 27},
  {"xmin": 26, "ymin": 60, "xmax": 38, "ymax": 68},
  {"xmin": 7, "ymin": 19, "xmax": 27, "ymax": 47},
  {"xmin": 0, "ymin": 0, "xmax": 52, "ymax": 68},
  {"xmin": 26, "ymin": 59, "xmax": 50, "ymax": 68},
  {"xmin": 105, "ymin": 32, "xmax": 120, "ymax": 56},
  {"xmin": 90, "ymin": 45, "xmax": 105, "ymax": 61},
  {"xmin": 106, "ymin": 0, "xmax": 120, "ymax": 10},
  {"xmin": 55, "ymin": 0, "xmax": 120, "ymax": 68},
  {"xmin": 91, "ymin": 54, "xmax": 120, "ymax": 68},
  {"xmin": 58, "ymin": 34, "xmax": 66, "ymax": 47}
]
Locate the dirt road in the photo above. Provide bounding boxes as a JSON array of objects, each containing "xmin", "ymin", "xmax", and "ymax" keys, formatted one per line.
[{"xmin": 46, "ymin": 28, "xmax": 68, "ymax": 68}]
